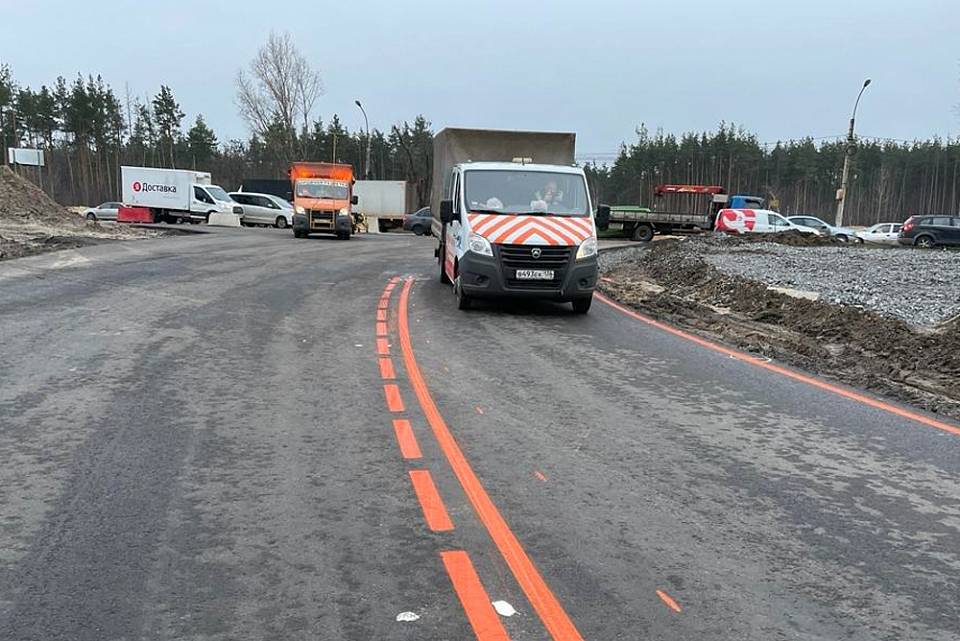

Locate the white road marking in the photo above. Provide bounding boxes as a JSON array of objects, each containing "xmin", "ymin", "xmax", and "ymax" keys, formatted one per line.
[
  {"xmin": 395, "ymin": 611, "xmax": 420, "ymax": 622},
  {"xmin": 492, "ymin": 600, "xmax": 517, "ymax": 617}
]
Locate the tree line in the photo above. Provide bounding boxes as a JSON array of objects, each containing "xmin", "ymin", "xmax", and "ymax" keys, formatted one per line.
[
  {"xmin": 2, "ymin": 44, "xmax": 958, "ymax": 225},
  {"xmin": 586, "ymin": 124, "xmax": 960, "ymax": 226}
]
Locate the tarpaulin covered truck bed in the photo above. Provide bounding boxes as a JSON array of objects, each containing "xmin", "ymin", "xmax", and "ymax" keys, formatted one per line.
[{"xmin": 430, "ymin": 128, "xmax": 576, "ymax": 225}]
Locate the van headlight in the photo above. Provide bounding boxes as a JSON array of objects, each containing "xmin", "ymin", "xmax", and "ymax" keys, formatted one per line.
[
  {"xmin": 576, "ymin": 237, "xmax": 598, "ymax": 260},
  {"xmin": 468, "ymin": 233, "xmax": 493, "ymax": 256},
  {"xmin": 338, "ymin": 208, "xmax": 350, "ymax": 217},
  {"xmin": 295, "ymin": 205, "xmax": 305, "ymax": 214}
]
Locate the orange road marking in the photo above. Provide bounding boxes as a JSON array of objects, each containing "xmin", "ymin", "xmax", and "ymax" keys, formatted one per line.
[
  {"xmin": 475, "ymin": 406, "xmax": 484, "ymax": 415},
  {"xmin": 409, "ymin": 470, "xmax": 455, "ymax": 531},
  {"xmin": 377, "ymin": 309, "xmax": 387, "ymax": 321},
  {"xmin": 534, "ymin": 471, "xmax": 548, "ymax": 482},
  {"xmin": 441, "ymin": 550, "xmax": 512, "ymax": 641},
  {"xmin": 384, "ymin": 384, "xmax": 405, "ymax": 412},
  {"xmin": 379, "ymin": 358, "xmax": 396, "ymax": 380},
  {"xmin": 389, "ymin": 275, "xmax": 401, "ymax": 284},
  {"xmin": 596, "ymin": 292, "xmax": 960, "ymax": 439},
  {"xmin": 376, "ymin": 338, "xmax": 390, "ymax": 355},
  {"xmin": 378, "ymin": 298, "xmax": 390, "ymax": 310},
  {"xmin": 656, "ymin": 589, "xmax": 682, "ymax": 613},
  {"xmin": 398, "ymin": 278, "xmax": 584, "ymax": 641},
  {"xmin": 392, "ymin": 419, "xmax": 422, "ymax": 459},
  {"xmin": 376, "ymin": 321, "xmax": 388, "ymax": 336}
]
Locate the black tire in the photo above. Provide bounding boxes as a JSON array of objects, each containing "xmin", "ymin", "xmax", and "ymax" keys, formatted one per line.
[
  {"xmin": 836, "ymin": 234, "xmax": 849, "ymax": 243},
  {"xmin": 631, "ymin": 223, "xmax": 654, "ymax": 242},
  {"xmin": 855, "ymin": 236, "xmax": 864, "ymax": 244},
  {"xmin": 293, "ymin": 229, "xmax": 306, "ymax": 238},
  {"xmin": 205, "ymin": 212, "xmax": 213, "ymax": 224},
  {"xmin": 915, "ymin": 235, "xmax": 935, "ymax": 249},
  {"xmin": 572, "ymin": 296, "xmax": 593, "ymax": 314},
  {"xmin": 85, "ymin": 212, "xmax": 97, "ymax": 222},
  {"xmin": 455, "ymin": 274, "xmax": 471, "ymax": 310},
  {"xmin": 275, "ymin": 216, "xmax": 288, "ymax": 229},
  {"xmin": 412, "ymin": 225, "xmax": 425, "ymax": 236},
  {"xmin": 337, "ymin": 231, "xmax": 351, "ymax": 240}
]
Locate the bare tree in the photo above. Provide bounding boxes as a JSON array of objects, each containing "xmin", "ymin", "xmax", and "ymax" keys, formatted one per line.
[{"xmin": 235, "ymin": 31, "xmax": 323, "ymax": 159}]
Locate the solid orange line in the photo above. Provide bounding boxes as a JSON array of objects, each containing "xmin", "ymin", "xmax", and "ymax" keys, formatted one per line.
[
  {"xmin": 392, "ymin": 419, "xmax": 422, "ymax": 459},
  {"xmin": 377, "ymin": 308, "xmax": 387, "ymax": 321},
  {"xmin": 376, "ymin": 338, "xmax": 390, "ymax": 355},
  {"xmin": 656, "ymin": 589, "xmax": 682, "ymax": 613},
  {"xmin": 376, "ymin": 321, "xmax": 388, "ymax": 336},
  {"xmin": 384, "ymin": 383, "xmax": 405, "ymax": 412},
  {"xmin": 398, "ymin": 278, "xmax": 584, "ymax": 641},
  {"xmin": 379, "ymin": 357, "xmax": 396, "ymax": 380},
  {"xmin": 596, "ymin": 293, "xmax": 960, "ymax": 438},
  {"xmin": 409, "ymin": 470, "xmax": 454, "ymax": 532},
  {"xmin": 441, "ymin": 550, "xmax": 512, "ymax": 641}
]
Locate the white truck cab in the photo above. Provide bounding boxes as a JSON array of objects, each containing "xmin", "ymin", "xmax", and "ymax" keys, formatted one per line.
[{"xmin": 437, "ymin": 159, "xmax": 598, "ymax": 312}]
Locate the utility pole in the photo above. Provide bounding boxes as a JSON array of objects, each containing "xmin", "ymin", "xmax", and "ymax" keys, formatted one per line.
[
  {"xmin": 355, "ymin": 99, "xmax": 371, "ymax": 179},
  {"xmin": 836, "ymin": 78, "xmax": 871, "ymax": 227}
]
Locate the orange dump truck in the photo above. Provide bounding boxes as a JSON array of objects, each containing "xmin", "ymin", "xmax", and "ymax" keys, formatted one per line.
[{"xmin": 290, "ymin": 162, "xmax": 358, "ymax": 239}]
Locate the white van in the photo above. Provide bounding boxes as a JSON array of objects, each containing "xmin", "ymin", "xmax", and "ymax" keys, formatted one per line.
[
  {"xmin": 715, "ymin": 209, "xmax": 821, "ymax": 235},
  {"xmin": 121, "ymin": 166, "xmax": 241, "ymax": 224}
]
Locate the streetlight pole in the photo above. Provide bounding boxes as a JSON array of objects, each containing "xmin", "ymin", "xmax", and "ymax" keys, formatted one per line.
[
  {"xmin": 354, "ymin": 100, "xmax": 371, "ymax": 179},
  {"xmin": 835, "ymin": 78, "xmax": 871, "ymax": 227}
]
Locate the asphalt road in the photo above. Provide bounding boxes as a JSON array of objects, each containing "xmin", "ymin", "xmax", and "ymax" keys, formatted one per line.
[{"xmin": 1, "ymin": 228, "xmax": 958, "ymax": 640}]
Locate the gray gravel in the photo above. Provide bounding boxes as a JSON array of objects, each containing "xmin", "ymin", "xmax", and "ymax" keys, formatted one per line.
[{"xmin": 701, "ymin": 241, "xmax": 960, "ymax": 327}]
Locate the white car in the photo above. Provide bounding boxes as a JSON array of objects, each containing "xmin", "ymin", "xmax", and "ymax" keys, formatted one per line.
[
  {"xmin": 715, "ymin": 209, "xmax": 822, "ymax": 235},
  {"xmin": 229, "ymin": 192, "xmax": 294, "ymax": 228},
  {"xmin": 83, "ymin": 201, "xmax": 122, "ymax": 222},
  {"xmin": 787, "ymin": 215, "xmax": 862, "ymax": 243},
  {"xmin": 858, "ymin": 222, "xmax": 903, "ymax": 245}
]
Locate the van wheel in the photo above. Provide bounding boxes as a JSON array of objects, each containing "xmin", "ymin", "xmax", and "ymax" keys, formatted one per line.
[
  {"xmin": 275, "ymin": 216, "xmax": 288, "ymax": 229},
  {"xmin": 336, "ymin": 231, "xmax": 351, "ymax": 240},
  {"xmin": 631, "ymin": 223, "xmax": 654, "ymax": 242},
  {"xmin": 572, "ymin": 296, "xmax": 593, "ymax": 314},
  {"xmin": 293, "ymin": 229, "xmax": 305, "ymax": 238},
  {"xmin": 455, "ymin": 275, "xmax": 472, "ymax": 310}
]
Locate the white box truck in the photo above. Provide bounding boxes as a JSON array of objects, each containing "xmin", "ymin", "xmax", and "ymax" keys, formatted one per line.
[
  {"xmin": 120, "ymin": 166, "xmax": 242, "ymax": 224},
  {"xmin": 352, "ymin": 180, "xmax": 417, "ymax": 231}
]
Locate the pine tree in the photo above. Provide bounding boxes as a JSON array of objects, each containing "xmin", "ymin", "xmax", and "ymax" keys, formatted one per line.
[
  {"xmin": 152, "ymin": 85, "xmax": 184, "ymax": 168},
  {"xmin": 186, "ymin": 114, "xmax": 218, "ymax": 168}
]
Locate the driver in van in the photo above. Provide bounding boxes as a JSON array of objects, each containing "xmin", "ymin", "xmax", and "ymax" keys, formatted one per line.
[{"xmin": 532, "ymin": 180, "xmax": 563, "ymax": 211}]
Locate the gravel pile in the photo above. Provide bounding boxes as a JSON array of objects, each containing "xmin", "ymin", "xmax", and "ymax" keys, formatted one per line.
[{"xmin": 700, "ymin": 241, "xmax": 960, "ymax": 327}]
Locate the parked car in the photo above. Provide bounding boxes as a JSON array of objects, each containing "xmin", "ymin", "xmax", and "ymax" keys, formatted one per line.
[
  {"xmin": 786, "ymin": 215, "xmax": 862, "ymax": 243},
  {"xmin": 228, "ymin": 192, "xmax": 294, "ymax": 228},
  {"xmin": 715, "ymin": 209, "xmax": 821, "ymax": 235},
  {"xmin": 898, "ymin": 215, "xmax": 960, "ymax": 248},
  {"xmin": 859, "ymin": 222, "xmax": 902, "ymax": 245},
  {"xmin": 83, "ymin": 201, "xmax": 122, "ymax": 222},
  {"xmin": 402, "ymin": 206, "xmax": 432, "ymax": 235}
]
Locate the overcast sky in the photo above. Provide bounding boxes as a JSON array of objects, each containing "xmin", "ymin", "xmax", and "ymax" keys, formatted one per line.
[{"xmin": 2, "ymin": 0, "xmax": 958, "ymax": 159}]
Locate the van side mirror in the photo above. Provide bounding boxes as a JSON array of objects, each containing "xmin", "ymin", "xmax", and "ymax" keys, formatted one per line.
[
  {"xmin": 351, "ymin": 195, "xmax": 359, "ymax": 205},
  {"xmin": 440, "ymin": 199, "xmax": 454, "ymax": 224},
  {"xmin": 595, "ymin": 205, "xmax": 611, "ymax": 231}
]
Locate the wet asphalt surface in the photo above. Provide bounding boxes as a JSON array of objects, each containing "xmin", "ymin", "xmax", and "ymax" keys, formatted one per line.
[{"xmin": 0, "ymin": 227, "xmax": 958, "ymax": 640}]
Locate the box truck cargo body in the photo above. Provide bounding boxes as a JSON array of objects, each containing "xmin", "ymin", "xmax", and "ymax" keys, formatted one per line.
[
  {"xmin": 352, "ymin": 180, "xmax": 416, "ymax": 230},
  {"xmin": 431, "ymin": 128, "xmax": 598, "ymax": 313},
  {"xmin": 120, "ymin": 166, "xmax": 241, "ymax": 223}
]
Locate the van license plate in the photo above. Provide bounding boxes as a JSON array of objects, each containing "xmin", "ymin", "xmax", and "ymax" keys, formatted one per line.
[{"xmin": 515, "ymin": 269, "xmax": 554, "ymax": 280}]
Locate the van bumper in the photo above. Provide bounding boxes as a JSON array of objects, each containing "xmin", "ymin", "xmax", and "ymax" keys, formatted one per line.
[
  {"xmin": 293, "ymin": 214, "xmax": 351, "ymax": 235},
  {"xmin": 458, "ymin": 249, "xmax": 597, "ymax": 301}
]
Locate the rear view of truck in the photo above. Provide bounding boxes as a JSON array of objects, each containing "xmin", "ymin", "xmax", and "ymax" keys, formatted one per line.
[{"xmin": 290, "ymin": 163, "xmax": 357, "ymax": 239}]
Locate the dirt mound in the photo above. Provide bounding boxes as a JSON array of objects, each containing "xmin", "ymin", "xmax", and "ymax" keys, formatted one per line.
[
  {"xmin": 0, "ymin": 166, "xmax": 161, "ymax": 262},
  {"xmin": 602, "ymin": 241, "xmax": 960, "ymax": 420},
  {"xmin": 714, "ymin": 229, "xmax": 845, "ymax": 247}
]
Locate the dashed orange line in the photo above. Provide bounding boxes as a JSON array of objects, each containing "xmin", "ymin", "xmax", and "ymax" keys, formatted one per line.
[
  {"xmin": 376, "ymin": 321, "xmax": 388, "ymax": 336},
  {"xmin": 392, "ymin": 419, "xmax": 422, "ymax": 459},
  {"xmin": 384, "ymin": 384, "xmax": 404, "ymax": 412},
  {"xmin": 656, "ymin": 589, "xmax": 682, "ymax": 613},
  {"xmin": 475, "ymin": 406, "xmax": 484, "ymax": 415},
  {"xmin": 378, "ymin": 298, "xmax": 390, "ymax": 310},
  {"xmin": 534, "ymin": 471, "xmax": 548, "ymax": 482},
  {"xmin": 376, "ymin": 338, "xmax": 390, "ymax": 355},
  {"xmin": 441, "ymin": 550, "xmax": 512, "ymax": 641},
  {"xmin": 398, "ymin": 278, "xmax": 584, "ymax": 641},
  {"xmin": 377, "ymin": 308, "xmax": 387, "ymax": 321},
  {"xmin": 379, "ymin": 357, "xmax": 396, "ymax": 380},
  {"xmin": 409, "ymin": 470, "xmax": 454, "ymax": 532},
  {"xmin": 596, "ymin": 292, "xmax": 960, "ymax": 438}
]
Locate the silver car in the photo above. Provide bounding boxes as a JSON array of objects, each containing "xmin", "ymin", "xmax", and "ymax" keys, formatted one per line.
[
  {"xmin": 787, "ymin": 215, "xmax": 863, "ymax": 243},
  {"xmin": 229, "ymin": 192, "xmax": 294, "ymax": 228},
  {"xmin": 83, "ymin": 201, "xmax": 122, "ymax": 222}
]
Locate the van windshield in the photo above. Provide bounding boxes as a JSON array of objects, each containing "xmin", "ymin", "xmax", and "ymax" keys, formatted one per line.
[
  {"xmin": 296, "ymin": 180, "xmax": 350, "ymax": 200},
  {"xmin": 464, "ymin": 170, "xmax": 589, "ymax": 217},
  {"xmin": 206, "ymin": 186, "xmax": 233, "ymax": 202}
]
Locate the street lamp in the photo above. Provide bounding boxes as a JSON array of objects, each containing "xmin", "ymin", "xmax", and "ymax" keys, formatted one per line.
[
  {"xmin": 354, "ymin": 99, "xmax": 371, "ymax": 179},
  {"xmin": 835, "ymin": 78, "xmax": 871, "ymax": 227}
]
